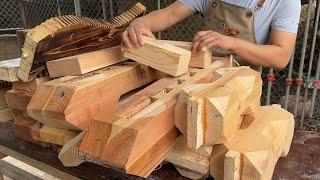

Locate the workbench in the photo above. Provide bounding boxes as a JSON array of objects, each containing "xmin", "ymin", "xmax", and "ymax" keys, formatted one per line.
[{"xmin": 0, "ymin": 120, "xmax": 319, "ymax": 179}]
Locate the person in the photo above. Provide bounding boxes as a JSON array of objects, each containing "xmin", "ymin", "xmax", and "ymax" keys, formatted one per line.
[{"xmin": 121, "ymin": 0, "xmax": 301, "ymax": 69}]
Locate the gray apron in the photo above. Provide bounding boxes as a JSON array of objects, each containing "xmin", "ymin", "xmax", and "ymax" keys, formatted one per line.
[{"xmin": 206, "ymin": 0, "xmax": 266, "ymax": 69}]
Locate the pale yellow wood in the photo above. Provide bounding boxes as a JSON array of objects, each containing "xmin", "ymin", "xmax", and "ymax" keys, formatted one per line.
[
  {"xmin": 39, "ymin": 126, "xmax": 79, "ymax": 145},
  {"xmin": 210, "ymin": 105, "xmax": 294, "ymax": 180},
  {"xmin": 58, "ymin": 132, "xmax": 85, "ymax": 167},
  {"xmin": 0, "ymin": 108, "xmax": 13, "ymax": 123},
  {"xmin": 187, "ymin": 97, "xmax": 204, "ymax": 149},
  {"xmin": 0, "ymin": 89, "xmax": 9, "ymax": 110},
  {"xmin": 0, "ymin": 58, "xmax": 20, "ymax": 82},
  {"xmin": 224, "ymin": 150, "xmax": 241, "ymax": 180},
  {"xmin": 175, "ymin": 67, "xmax": 262, "ymax": 148},
  {"xmin": 175, "ymin": 167, "xmax": 207, "ymax": 180},
  {"xmin": 159, "ymin": 40, "xmax": 212, "ymax": 68},
  {"xmin": 124, "ymin": 36, "xmax": 191, "ymax": 76},
  {"xmin": 166, "ymin": 136, "xmax": 212, "ymax": 175},
  {"xmin": 46, "ymin": 46, "xmax": 127, "ymax": 78},
  {"xmin": 210, "ymin": 144, "xmax": 228, "ymax": 180}
]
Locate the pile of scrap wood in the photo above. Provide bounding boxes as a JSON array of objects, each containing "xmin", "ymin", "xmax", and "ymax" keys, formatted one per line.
[{"xmin": 0, "ymin": 3, "xmax": 295, "ymax": 179}]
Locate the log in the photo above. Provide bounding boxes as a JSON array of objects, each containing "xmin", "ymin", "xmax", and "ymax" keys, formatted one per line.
[
  {"xmin": 46, "ymin": 46, "xmax": 127, "ymax": 78},
  {"xmin": 175, "ymin": 67, "xmax": 262, "ymax": 149},
  {"xmin": 0, "ymin": 108, "xmax": 12, "ymax": 123},
  {"xmin": 5, "ymin": 90, "xmax": 32, "ymax": 111},
  {"xmin": 124, "ymin": 36, "xmax": 191, "ymax": 76},
  {"xmin": 39, "ymin": 125, "xmax": 79, "ymax": 146},
  {"xmin": 58, "ymin": 132, "xmax": 85, "ymax": 167},
  {"xmin": 28, "ymin": 62, "xmax": 160, "ymax": 130},
  {"xmin": 79, "ymin": 60, "xmax": 228, "ymax": 177},
  {"xmin": 159, "ymin": 40, "xmax": 212, "ymax": 68},
  {"xmin": 0, "ymin": 58, "xmax": 20, "ymax": 82},
  {"xmin": 209, "ymin": 105, "xmax": 294, "ymax": 180},
  {"xmin": 166, "ymin": 136, "xmax": 213, "ymax": 176}
]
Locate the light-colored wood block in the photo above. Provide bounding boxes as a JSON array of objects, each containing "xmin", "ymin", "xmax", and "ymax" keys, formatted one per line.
[
  {"xmin": 209, "ymin": 105, "xmax": 295, "ymax": 180},
  {"xmin": 124, "ymin": 36, "xmax": 191, "ymax": 76},
  {"xmin": 5, "ymin": 90, "xmax": 32, "ymax": 111},
  {"xmin": 175, "ymin": 67, "xmax": 262, "ymax": 148},
  {"xmin": 0, "ymin": 89, "xmax": 9, "ymax": 110},
  {"xmin": 166, "ymin": 136, "xmax": 213, "ymax": 176},
  {"xmin": 79, "ymin": 60, "xmax": 228, "ymax": 178},
  {"xmin": 0, "ymin": 108, "xmax": 12, "ymax": 123},
  {"xmin": 159, "ymin": 40, "xmax": 212, "ymax": 68},
  {"xmin": 58, "ymin": 132, "xmax": 85, "ymax": 167},
  {"xmin": 46, "ymin": 46, "xmax": 127, "ymax": 78},
  {"xmin": 39, "ymin": 125, "xmax": 79, "ymax": 146},
  {"xmin": 27, "ymin": 62, "xmax": 160, "ymax": 130},
  {"xmin": 0, "ymin": 58, "xmax": 20, "ymax": 82}
]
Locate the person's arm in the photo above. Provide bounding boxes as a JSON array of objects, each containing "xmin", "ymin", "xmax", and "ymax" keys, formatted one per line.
[
  {"xmin": 122, "ymin": 1, "xmax": 194, "ymax": 50},
  {"xmin": 191, "ymin": 30, "xmax": 296, "ymax": 69}
]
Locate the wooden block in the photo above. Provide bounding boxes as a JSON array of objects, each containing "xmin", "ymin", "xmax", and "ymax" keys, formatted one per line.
[
  {"xmin": 12, "ymin": 114, "xmax": 49, "ymax": 147},
  {"xmin": 46, "ymin": 46, "xmax": 127, "ymax": 78},
  {"xmin": 175, "ymin": 67, "xmax": 262, "ymax": 148},
  {"xmin": 27, "ymin": 62, "xmax": 160, "ymax": 130},
  {"xmin": 210, "ymin": 144, "xmax": 228, "ymax": 180},
  {"xmin": 175, "ymin": 167, "xmax": 207, "ymax": 180},
  {"xmin": 79, "ymin": 60, "xmax": 228, "ymax": 177},
  {"xmin": 5, "ymin": 90, "xmax": 32, "ymax": 111},
  {"xmin": 124, "ymin": 36, "xmax": 191, "ymax": 76},
  {"xmin": 12, "ymin": 77, "xmax": 50, "ymax": 95},
  {"xmin": 16, "ymin": 29, "xmax": 30, "ymax": 52},
  {"xmin": 39, "ymin": 125, "xmax": 79, "ymax": 145},
  {"xmin": 166, "ymin": 136, "xmax": 213, "ymax": 175},
  {"xmin": 58, "ymin": 132, "xmax": 85, "ymax": 167},
  {"xmin": 210, "ymin": 105, "xmax": 294, "ymax": 180},
  {"xmin": 0, "ymin": 108, "xmax": 13, "ymax": 123},
  {"xmin": 0, "ymin": 89, "xmax": 9, "ymax": 109},
  {"xmin": 0, "ymin": 58, "xmax": 20, "ymax": 82},
  {"xmin": 159, "ymin": 40, "xmax": 212, "ymax": 68}
]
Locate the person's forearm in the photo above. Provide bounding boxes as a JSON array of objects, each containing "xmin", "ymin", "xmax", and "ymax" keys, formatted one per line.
[
  {"xmin": 232, "ymin": 38, "xmax": 292, "ymax": 69},
  {"xmin": 130, "ymin": 2, "xmax": 194, "ymax": 33}
]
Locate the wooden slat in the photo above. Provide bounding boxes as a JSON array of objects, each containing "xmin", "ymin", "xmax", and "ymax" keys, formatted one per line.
[
  {"xmin": 0, "ymin": 160, "xmax": 42, "ymax": 180},
  {"xmin": 124, "ymin": 36, "xmax": 191, "ymax": 76},
  {"xmin": 46, "ymin": 46, "xmax": 127, "ymax": 78},
  {"xmin": 39, "ymin": 126, "xmax": 79, "ymax": 146}
]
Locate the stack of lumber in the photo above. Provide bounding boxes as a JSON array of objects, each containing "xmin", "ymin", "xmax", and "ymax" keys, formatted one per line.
[{"xmin": 0, "ymin": 2, "xmax": 295, "ymax": 179}]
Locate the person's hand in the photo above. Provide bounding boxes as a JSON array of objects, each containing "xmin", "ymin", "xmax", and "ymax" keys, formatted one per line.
[
  {"xmin": 192, "ymin": 30, "xmax": 236, "ymax": 54},
  {"xmin": 121, "ymin": 21, "xmax": 155, "ymax": 51}
]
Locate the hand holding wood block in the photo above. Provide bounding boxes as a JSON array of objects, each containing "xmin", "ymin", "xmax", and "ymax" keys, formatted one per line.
[{"xmin": 124, "ymin": 36, "xmax": 191, "ymax": 76}]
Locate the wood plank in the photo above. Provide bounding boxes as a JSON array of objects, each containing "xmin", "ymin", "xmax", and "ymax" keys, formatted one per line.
[
  {"xmin": 175, "ymin": 167, "xmax": 207, "ymax": 180},
  {"xmin": 159, "ymin": 40, "xmax": 212, "ymax": 68},
  {"xmin": 27, "ymin": 62, "xmax": 161, "ymax": 130},
  {"xmin": 12, "ymin": 77, "xmax": 50, "ymax": 95},
  {"xmin": 58, "ymin": 132, "xmax": 85, "ymax": 167},
  {"xmin": 0, "ymin": 108, "xmax": 12, "ymax": 123},
  {"xmin": 46, "ymin": 46, "xmax": 127, "ymax": 78},
  {"xmin": 0, "ymin": 160, "xmax": 42, "ymax": 180},
  {"xmin": 166, "ymin": 136, "xmax": 213, "ymax": 176},
  {"xmin": 0, "ymin": 58, "xmax": 20, "ymax": 82},
  {"xmin": 209, "ymin": 105, "xmax": 294, "ymax": 180},
  {"xmin": 0, "ymin": 145, "xmax": 80, "ymax": 180},
  {"xmin": 79, "ymin": 60, "xmax": 228, "ymax": 177},
  {"xmin": 124, "ymin": 36, "xmax": 191, "ymax": 76},
  {"xmin": 175, "ymin": 67, "xmax": 262, "ymax": 148},
  {"xmin": 39, "ymin": 126, "xmax": 79, "ymax": 146},
  {"xmin": 0, "ymin": 89, "xmax": 9, "ymax": 110},
  {"xmin": 5, "ymin": 90, "xmax": 32, "ymax": 111}
]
